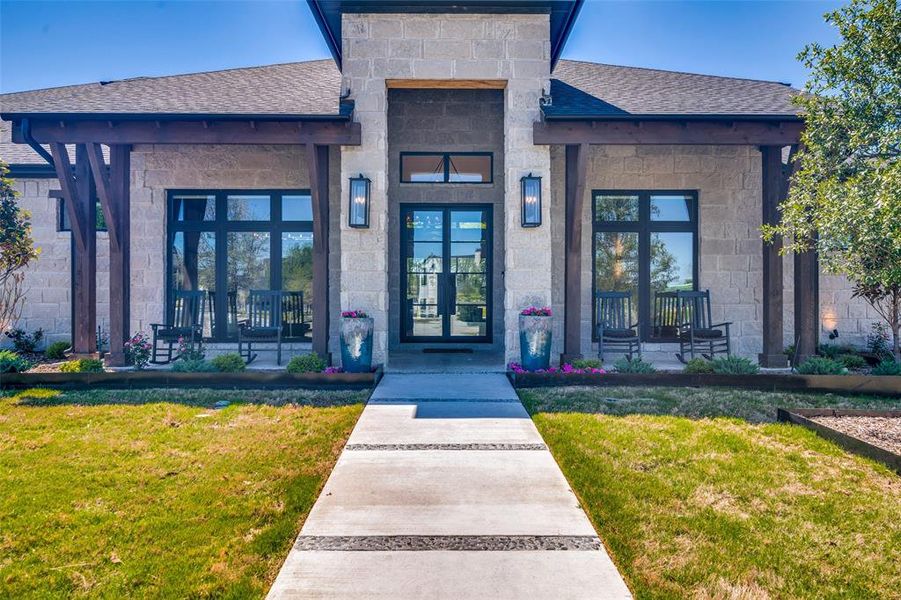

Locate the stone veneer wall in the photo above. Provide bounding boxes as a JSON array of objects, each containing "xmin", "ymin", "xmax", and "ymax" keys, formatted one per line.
[
  {"xmin": 340, "ymin": 12, "xmax": 553, "ymax": 365},
  {"xmin": 6, "ymin": 177, "xmax": 110, "ymax": 345},
  {"xmin": 128, "ymin": 144, "xmax": 343, "ymax": 357}
]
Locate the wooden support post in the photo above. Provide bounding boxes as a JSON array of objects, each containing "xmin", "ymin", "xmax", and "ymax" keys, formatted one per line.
[
  {"xmin": 72, "ymin": 144, "xmax": 98, "ymax": 355},
  {"xmin": 89, "ymin": 144, "xmax": 131, "ymax": 366},
  {"xmin": 562, "ymin": 143, "xmax": 588, "ymax": 364},
  {"xmin": 794, "ymin": 242, "xmax": 819, "ymax": 363},
  {"xmin": 759, "ymin": 145, "xmax": 789, "ymax": 368},
  {"xmin": 307, "ymin": 143, "xmax": 330, "ymax": 361}
]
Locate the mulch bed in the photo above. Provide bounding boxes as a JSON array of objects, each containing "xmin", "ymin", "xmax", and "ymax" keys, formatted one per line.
[{"xmin": 809, "ymin": 415, "xmax": 901, "ymax": 456}]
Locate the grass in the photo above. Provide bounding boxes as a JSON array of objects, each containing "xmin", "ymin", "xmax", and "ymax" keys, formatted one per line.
[
  {"xmin": 522, "ymin": 386, "xmax": 901, "ymax": 599},
  {"xmin": 0, "ymin": 387, "xmax": 366, "ymax": 598}
]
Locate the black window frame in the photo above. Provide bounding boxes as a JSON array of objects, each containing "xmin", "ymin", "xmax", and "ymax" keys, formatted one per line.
[
  {"xmin": 591, "ymin": 189, "xmax": 699, "ymax": 343},
  {"xmin": 165, "ymin": 188, "xmax": 314, "ymax": 342},
  {"xmin": 399, "ymin": 152, "xmax": 494, "ymax": 184},
  {"xmin": 58, "ymin": 197, "xmax": 107, "ymax": 232}
]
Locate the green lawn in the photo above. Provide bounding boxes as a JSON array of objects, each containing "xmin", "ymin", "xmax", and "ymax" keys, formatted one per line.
[
  {"xmin": 521, "ymin": 386, "xmax": 901, "ymax": 599},
  {"xmin": 0, "ymin": 387, "xmax": 365, "ymax": 598}
]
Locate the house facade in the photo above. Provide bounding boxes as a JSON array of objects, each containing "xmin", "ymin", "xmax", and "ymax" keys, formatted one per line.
[{"xmin": 0, "ymin": 0, "xmax": 880, "ymax": 368}]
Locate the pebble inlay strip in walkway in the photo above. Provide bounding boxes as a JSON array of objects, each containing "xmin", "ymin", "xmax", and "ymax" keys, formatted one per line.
[
  {"xmin": 344, "ymin": 443, "xmax": 547, "ymax": 451},
  {"xmin": 293, "ymin": 535, "xmax": 604, "ymax": 552},
  {"xmin": 369, "ymin": 397, "xmax": 523, "ymax": 403}
]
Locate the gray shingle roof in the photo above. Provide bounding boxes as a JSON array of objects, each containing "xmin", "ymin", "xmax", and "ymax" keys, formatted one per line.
[
  {"xmin": 0, "ymin": 59, "xmax": 344, "ymax": 117},
  {"xmin": 546, "ymin": 60, "xmax": 801, "ymax": 119},
  {"xmin": 1, "ymin": 58, "xmax": 803, "ymax": 167}
]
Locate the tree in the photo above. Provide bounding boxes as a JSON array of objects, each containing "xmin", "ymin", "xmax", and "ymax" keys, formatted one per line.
[
  {"xmin": 0, "ymin": 161, "xmax": 40, "ymax": 335},
  {"xmin": 762, "ymin": 0, "xmax": 901, "ymax": 361}
]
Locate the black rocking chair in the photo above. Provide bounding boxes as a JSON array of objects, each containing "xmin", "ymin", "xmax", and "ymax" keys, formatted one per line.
[
  {"xmin": 596, "ymin": 291, "xmax": 641, "ymax": 361},
  {"xmin": 675, "ymin": 290, "xmax": 732, "ymax": 363},
  {"xmin": 150, "ymin": 290, "xmax": 205, "ymax": 364},
  {"xmin": 282, "ymin": 291, "xmax": 310, "ymax": 339},
  {"xmin": 238, "ymin": 290, "xmax": 284, "ymax": 365}
]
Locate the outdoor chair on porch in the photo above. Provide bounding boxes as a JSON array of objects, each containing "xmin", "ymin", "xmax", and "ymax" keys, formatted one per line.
[
  {"xmin": 653, "ymin": 291, "xmax": 680, "ymax": 339},
  {"xmin": 282, "ymin": 291, "xmax": 310, "ymax": 339},
  {"xmin": 238, "ymin": 290, "xmax": 284, "ymax": 365},
  {"xmin": 675, "ymin": 289, "xmax": 732, "ymax": 363},
  {"xmin": 150, "ymin": 290, "xmax": 205, "ymax": 364},
  {"xmin": 596, "ymin": 291, "xmax": 641, "ymax": 361}
]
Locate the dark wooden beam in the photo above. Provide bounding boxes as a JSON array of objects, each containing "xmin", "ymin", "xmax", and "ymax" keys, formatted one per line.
[
  {"xmin": 759, "ymin": 145, "xmax": 789, "ymax": 368},
  {"xmin": 533, "ymin": 119, "xmax": 804, "ymax": 146},
  {"xmin": 13, "ymin": 119, "xmax": 362, "ymax": 146},
  {"xmin": 306, "ymin": 143, "xmax": 330, "ymax": 361},
  {"xmin": 86, "ymin": 142, "xmax": 119, "ymax": 251},
  {"xmin": 49, "ymin": 143, "xmax": 86, "ymax": 253},
  {"xmin": 71, "ymin": 144, "xmax": 98, "ymax": 355},
  {"xmin": 794, "ymin": 246, "xmax": 819, "ymax": 363},
  {"xmin": 562, "ymin": 143, "xmax": 588, "ymax": 364},
  {"xmin": 106, "ymin": 145, "xmax": 131, "ymax": 366}
]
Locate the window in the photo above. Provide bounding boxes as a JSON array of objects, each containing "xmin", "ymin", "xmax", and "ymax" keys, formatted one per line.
[
  {"xmin": 400, "ymin": 153, "xmax": 492, "ymax": 184},
  {"xmin": 166, "ymin": 190, "xmax": 314, "ymax": 342},
  {"xmin": 58, "ymin": 198, "xmax": 107, "ymax": 232},
  {"xmin": 592, "ymin": 191, "xmax": 698, "ymax": 342}
]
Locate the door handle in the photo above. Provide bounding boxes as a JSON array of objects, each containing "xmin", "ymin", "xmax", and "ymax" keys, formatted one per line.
[{"xmin": 436, "ymin": 272, "xmax": 444, "ymax": 316}]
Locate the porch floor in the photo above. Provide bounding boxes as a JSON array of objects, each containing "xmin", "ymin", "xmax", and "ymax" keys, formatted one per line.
[{"xmin": 387, "ymin": 349, "xmax": 506, "ymax": 373}]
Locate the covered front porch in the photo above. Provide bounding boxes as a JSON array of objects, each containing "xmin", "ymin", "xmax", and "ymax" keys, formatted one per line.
[
  {"xmin": 7, "ymin": 115, "xmax": 360, "ymax": 366},
  {"xmin": 538, "ymin": 117, "xmax": 819, "ymax": 369}
]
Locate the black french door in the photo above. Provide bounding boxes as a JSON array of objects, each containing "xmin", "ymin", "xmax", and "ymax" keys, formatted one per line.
[{"xmin": 400, "ymin": 204, "xmax": 492, "ymax": 343}]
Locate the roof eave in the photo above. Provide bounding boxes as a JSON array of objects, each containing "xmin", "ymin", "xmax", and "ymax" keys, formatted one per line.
[
  {"xmin": 0, "ymin": 111, "xmax": 353, "ymax": 123},
  {"xmin": 541, "ymin": 112, "xmax": 803, "ymax": 123},
  {"xmin": 551, "ymin": 0, "xmax": 583, "ymax": 71}
]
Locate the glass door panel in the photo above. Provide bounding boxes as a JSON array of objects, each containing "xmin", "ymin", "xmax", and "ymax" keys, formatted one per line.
[
  {"xmin": 226, "ymin": 232, "xmax": 271, "ymax": 337},
  {"xmin": 170, "ymin": 231, "xmax": 216, "ymax": 338},
  {"xmin": 401, "ymin": 205, "xmax": 491, "ymax": 342},
  {"xmin": 594, "ymin": 231, "xmax": 639, "ymax": 327}
]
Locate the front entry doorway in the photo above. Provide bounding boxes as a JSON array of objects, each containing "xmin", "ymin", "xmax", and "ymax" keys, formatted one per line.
[{"xmin": 400, "ymin": 204, "xmax": 493, "ymax": 343}]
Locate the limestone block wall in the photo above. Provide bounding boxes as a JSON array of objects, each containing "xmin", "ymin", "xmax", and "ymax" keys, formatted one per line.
[
  {"xmin": 340, "ymin": 12, "xmax": 553, "ymax": 365},
  {"xmin": 4, "ymin": 177, "xmax": 110, "ymax": 348}
]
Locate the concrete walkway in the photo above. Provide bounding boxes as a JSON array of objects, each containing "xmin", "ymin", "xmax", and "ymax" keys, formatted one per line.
[{"xmin": 267, "ymin": 374, "xmax": 632, "ymax": 599}]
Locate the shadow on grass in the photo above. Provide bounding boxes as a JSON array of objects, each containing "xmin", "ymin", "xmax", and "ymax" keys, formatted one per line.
[
  {"xmin": 518, "ymin": 385, "xmax": 901, "ymax": 424},
  {"xmin": 2, "ymin": 387, "xmax": 369, "ymax": 409}
]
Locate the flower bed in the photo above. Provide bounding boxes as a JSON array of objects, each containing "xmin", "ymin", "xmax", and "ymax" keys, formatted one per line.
[
  {"xmin": 508, "ymin": 369, "xmax": 901, "ymax": 397},
  {"xmin": 0, "ymin": 367, "xmax": 383, "ymax": 391}
]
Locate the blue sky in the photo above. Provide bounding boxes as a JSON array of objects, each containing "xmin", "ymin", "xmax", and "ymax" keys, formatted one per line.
[{"xmin": 1, "ymin": 1, "xmax": 843, "ymax": 94}]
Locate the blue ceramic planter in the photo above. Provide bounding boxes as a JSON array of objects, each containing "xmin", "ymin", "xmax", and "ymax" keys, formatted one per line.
[
  {"xmin": 340, "ymin": 316, "xmax": 373, "ymax": 373},
  {"xmin": 519, "ymin": 314, "xmax": 552, "ymax": 371}
]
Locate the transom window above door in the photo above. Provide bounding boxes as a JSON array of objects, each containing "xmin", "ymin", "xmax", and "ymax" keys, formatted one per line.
[
  {"xmin": 592, "ymin": 190, "xmax": 698, "ymax": 342},
  {"xmin": 400, "ymin": 153, "xmax": 493, "ymax": 184}
]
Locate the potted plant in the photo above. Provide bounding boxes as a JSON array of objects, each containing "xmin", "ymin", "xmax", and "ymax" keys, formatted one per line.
[
  {"xmin": 340, "ymin": 310, "xmax": 373, "ymax": 373},
  {"xmin": 519, "ymin": 306, "xmax": 553, "ymax": 371}
]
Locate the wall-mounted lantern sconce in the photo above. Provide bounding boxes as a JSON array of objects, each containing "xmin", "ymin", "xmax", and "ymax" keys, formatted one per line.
[
  {"xmin": 349, "ymin": 174, "xmax": 371, "ymax": 228},
  {"xmin": 520, "ymin": 173, "xmax": 542, "ymax": 227}
]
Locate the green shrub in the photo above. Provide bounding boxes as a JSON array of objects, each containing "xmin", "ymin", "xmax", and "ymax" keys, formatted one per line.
[
  {"xmin": 837, "ymin": 353, "xmax": 867, "ymax": 370},
  {"xmin": 171, "ymin": 359, "xmax": 218, "ymax": 373},
  {"xmin": 817, "ymin": 343, "xmax": 856, "ymax": 360},
  {"xmin": 570, "ymin": 358, "xmax": 603, "ymax": 370},
  {"xmin": 44, "ymin": 341, "xmax": 70, "ymax": 360},
  {"xmin": 871, "ymin": 359, "xmax": 901, "ymax": 376},
  {"xmin": 711, "ymin": 356, "xmax": 760, "ymax": 375},
  {"xmin": 613, "ymin": 357, "xmax": 656, "ymax": 374},
  {"xmin": 0, "ymin": 350, "xmax": 31, "ymax": 373},
  {"xmin": 4, "ymin": 328, "xmax": 43, "ymax": 354},
  {"xmin": 796, "ymin": 357, "xmax": 847, "ymax": 375},
  {"xmin": 210, "ymin": 353, "xmax": 245, "ymax": 373},
  {"xmin": 683, "ymin": 358, "xmax": 715, "ymax": 374},
  {"xmin": 59, "ymin": 358, "xmax": 104, "ymax": 373},
  {"xmin": 286, "ymin": 352, "xmax": 327, "ymax": 374}
]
